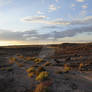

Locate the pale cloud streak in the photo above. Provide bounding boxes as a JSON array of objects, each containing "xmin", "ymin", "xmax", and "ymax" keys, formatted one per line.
[
  {"xmin": 81, "ymin": 5, "xmax": 88, "ymax": 9},
  {"xmin": 76, "ymin": 0, "xmax": 85, "ymax": 2},
  {"xmin": 21, "ymin": 16, "xmax": 70, "ymax": 25},
  {"xmin": 37, "ymin": 11, "xmax": 44, "ymax": 15},
  {"xmin": 48, "ymin": 4, "xmax": 61, "ymax": 12},
  {"xmin": 21, "ymin": 16, "xmax": 92, "ymax": 26}
]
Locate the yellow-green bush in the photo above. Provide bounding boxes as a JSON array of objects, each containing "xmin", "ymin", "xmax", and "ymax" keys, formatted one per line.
[
  {"xmin": 24, "ymin": 56, "xmax": 32, "ymax": 61},
  {"xmin": 28, "ymin": 72, "xmax": 34, "ymax": 78},
  {"xmin": 26, "ymin": 67, "xmax": 35, "ymax": 73},
  {"xmin": 34, "ymin": 58, "xmax": 43, "ymax": 64},
  {"xmin": 35, "ymin": 66, "xmax": 46, "ymax": 76},
  {"xmin": 64, "ymin": 64, "xmax": 71, "ymax": 72},
  {"xmin": 9, "ymin": 57, "xmax": 16, "ymax": 64},
  {"xmin": 43, "ymin": 61, "xmax": 52, "ymax": 66},
  {"xmin": 17, "ymin": 55, "xmax": 24, "ymax": 59},
  {"xmin": 34, "ymin": 82, "xmax": 49, "ymax": 92},
  {"xmin": 36, "ymin": 71, "xmax": 49, "ymax": 81},
  {"xmin": 17, "ymin": 63, "xmax": 24, "ymax": 67},
  {"xmin": 79, "ymin": 63, "xmax": 84, "ymax": 71}
]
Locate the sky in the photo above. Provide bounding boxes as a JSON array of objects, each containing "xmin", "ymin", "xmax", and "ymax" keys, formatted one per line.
[{"xmin": 0, "ymin": 0, "xmax": 92, "ymax": 46}]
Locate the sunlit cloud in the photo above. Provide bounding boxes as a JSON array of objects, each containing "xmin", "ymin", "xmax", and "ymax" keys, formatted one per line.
[
  {"xmin": 81, "ymin": 5, "xmax": 88, "ymax": 9},
  {"xmin": 76, "ymin": 0, "xmax": 85, "ymax": 2},
  {"xmin": 21, "ymin": 16, "xmax": 70, "ymax": 25},
  {"xmin": 56, "ymin": 0, "xmax": 59, "ymax": 2},
  {"xmin": 48, "ymin": 4, "xmax": 61, "ymax": 12},
  {"xmin": 71, "ymin": 4, "xmax": 76, "ymax": 7},
  {"xmin": 21, "ymin": 15, "xmax": 92, "ymax": 26},
  {"xmin": 49, "ymin": 4, "xmax": 57, "ymax": 11}
]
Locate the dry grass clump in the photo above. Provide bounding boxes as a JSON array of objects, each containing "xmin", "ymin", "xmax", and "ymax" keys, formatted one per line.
[
  {"xmin": 31, "ymin": 57, "xmax": 37, "ymax": 60},
  {"xmin": 34, "ymin": 82, "xmax": 49, "ymax": 92},
  {"xmin": 17, "ymin": 55, "xmax": 24, "ymax": 59},
  {"xmin": 64, "ymin": 64, "xmax": 71, "ymax": 72},
  {"xmin": 79, "ymin": 63, "xmax": 84, "ymax": 71},
  {"xmin": 34, "ymin": 58, "xmax": 43, "ymax": 64},
  {"xmin": 28, "ymin": 72, "xmax": 35, "ymax": 78},
  {"xmin": 36, "ymin": 66, "xmax": 46, "ymax": 76},
  {"xmin": 26, "ymin": 67, "xmax": 35, "ymax": 73},
  {"xmin": 16, "ymin": 62, "xmax": 24, "ymax": 67},
  {"xmin": 9, "ymin": 57, "xmax": 16, "ymax": 64},
  {"xmin": 43, "ymin": 61, "xmax": 52, "ymax": 66},
  {"xmin": 26, "ymin": 67, "xmax": 36, "ymax": 78},
  {"xmin": 24, "ymin": 56, "xmax": 32, "ymax": 61},
  {"xmin": 36, "ymin": 71, "xmax": 49, "ymax": 81}
]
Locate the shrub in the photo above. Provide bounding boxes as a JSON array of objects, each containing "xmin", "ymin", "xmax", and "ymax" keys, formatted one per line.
[
  {"xmin": 31, "ymin": 57, "xmax": 37, "ymax": 60},
  {"xmin": 9, "ymin": 57, "xmax": 16, "ymax": 64},
  {"xmin": 24, "ymin": 56, "xmax": 32, "ymax": 61},
  {"xmin": 17, "ymin": 63, "xmax": 24, "ymax": 67},
  {"xmin": 34, "ymin": 82, "xmax": 49, "ymax": 92},
  {"xmin": 17, "ymin": 55, "xmax": 24, "ymax": 59},
  {"xmin": 34, "ymin": 58, "xmax": 43, "ymax": 64},
  {"xmin": 79, "ymin": 63, "xmax": 84, "ymax": 70},
  {"xmin": 64, "ymin": 64, "xmax": 71, "ymax": 72},
  {"xmin": 43, "ymin": 61, "xmax": 52, "ymax": 66},
  {"xmin": 26, "ymin": 67, "xmax": 35, "ymax": 73},
  {"xmin": 36, "ymin": 66, "xmax": 46, "ymax": 76},
  {"xmin": 28, "ymin": 72, "xmax": 34, "ymax": 78},
  {"xmin": 36, "ymin": 71, "xmax": 49, "ymax": 81}
]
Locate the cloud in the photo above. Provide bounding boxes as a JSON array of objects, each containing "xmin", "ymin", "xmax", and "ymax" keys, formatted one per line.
[
  {"xmin": 21, "ymin": 16, "xmax": 70, "ymax": 25},
  {"xmin": 37, "ymin": 11, "xmax": 44, "ymax": 14},
  {"xmin": 49, "ymin": 4, "xmax": 57, "ymax": 11},
  {"xmin": 21, "ymin": 16, "xmax": 47, "ymax": 23},
  {"xmin": 36, "ymin": 25, "xmax": 92, "ymax": 41},
  {"xmin": 22, "ymin": 15, "xmax": 92, "ymax": 26},
  {"xmin": 48, "ymin": 4, "xmax": 61, "ymax": 12},
  {"xmin": 81, "ymin": 5, "xmax": 88, "ymax": 9},
  {"xmin": 76, "ymin": 0, "xmax": 85, "ymax": 2},
  {"xmin": 0, "ymin": 25, "xmax": 92, "ymax": 43},
  {"xmin": 70, "ymin": 16, "xmax": 92, "ymax": 25},
  {"xmin": 56, "ymin": 0, "xmax": 59, "ymax": 2},
  {"xmin": 0, "ymin": 0, "xmax": 12, "ymax": 7},
  {"xmin": 80, "ymin": 10, "xmax": 87, "ymax": 16},
  {"xmin": 71, "ymin": 4, "xmax": 76, "ymax": 7}
]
